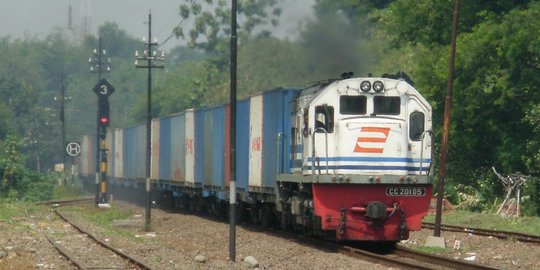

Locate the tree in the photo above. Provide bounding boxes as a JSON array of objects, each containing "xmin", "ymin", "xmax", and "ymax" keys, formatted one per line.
[
  {"xmin": 374, "ymin": 0, "xmax": 533, "ymax": 47},
  {"xmin": 369, "ymin": 1, "xmax": 540, "ymax": 214},
  {"xmin": 0, "ymin": 135, "xmax": 23, "ymax": 192}
]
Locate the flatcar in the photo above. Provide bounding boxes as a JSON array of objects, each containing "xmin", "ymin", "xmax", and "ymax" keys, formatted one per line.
[{"xmin": 79, "ymin": 74, "xmax": 434, "ymax": 242}]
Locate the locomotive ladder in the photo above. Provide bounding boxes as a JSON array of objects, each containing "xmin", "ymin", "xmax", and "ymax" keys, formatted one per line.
[
  {"xmin": 312, "ymin": 127, "xmax": 329, "ymax": 175},
  {"xmin": 419, "ymin": 130, "xmax": 434, "ymax": 176}
]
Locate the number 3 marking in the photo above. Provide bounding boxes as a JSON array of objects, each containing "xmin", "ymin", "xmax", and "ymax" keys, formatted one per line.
[{"xmin": 100, "ymin": 85, "xmax": 108, "ymax": 95}]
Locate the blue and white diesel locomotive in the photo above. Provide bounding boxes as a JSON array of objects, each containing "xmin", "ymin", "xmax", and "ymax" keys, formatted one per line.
[{"xmin": 79, "ymin": 74, "xmax": 433, "ymax": 242}]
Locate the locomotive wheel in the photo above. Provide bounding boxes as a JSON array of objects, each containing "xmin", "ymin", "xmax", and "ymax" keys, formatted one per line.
[
  {"xmin": 195, "ymin": 197, "xmax": 205, "ymax": 213},
  {"xmin": 180, "ymin": 195, "xmax": 190, "ymax": 211},
  {"xmin": 161, "ymin": 191, "xmax": 174, "ymax": 210},
  {"xmin": 236, "ymin": 202, "xmax": 248, "ymax": 224},
  {"xmin": 259, "ymin": 204, "xmax": 272, "ymax": 227},
  {"xmin": 280, "ymin": 211, "xmax": 293, "ymax": 231},
  {"xmin": 188, "ymin": 196, "xmax": 196, "ymax": 212},
  {"xmin": 249, "ymin": 205, "xmax": 259, "ymax": 224},
  {"xmin": 210, "ymin": 200, "xmax": 226, "ymax": 219}
]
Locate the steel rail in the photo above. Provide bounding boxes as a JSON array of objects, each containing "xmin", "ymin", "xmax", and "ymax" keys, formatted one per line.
[
  {"xmin": 53, "ymin": 209, "xmax": 154, "ymax": 270},
  {"xmin": 37, "ymin": 197, "xmax": 95, "ymax": 206},
  {"xmin": 339, "ymin": 245, "xmax": 433, "ymax": 270},
  {"xmin": 340, "ymin": 244, "xmax": 500, "ymax": 270},
  {"xmin": 422, "ymin": 222, "xmax": 540, "ymax": 244},
  {"xmin": 45, "ymin": 234, "xmax": 86, "ymax": 270},
  {"xmin": 394, "ymin": 245, "xmax": 500, "ymax": 270}
]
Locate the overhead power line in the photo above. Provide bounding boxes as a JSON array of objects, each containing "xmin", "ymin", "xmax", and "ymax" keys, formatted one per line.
[{"xmin": 158, "ymin": 0, "xmax": 198, "ymax": 50}]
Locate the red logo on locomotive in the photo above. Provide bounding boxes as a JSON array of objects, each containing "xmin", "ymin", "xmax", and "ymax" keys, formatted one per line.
[{"xmin": 353, "ymin": 127, "xmax": 390, "ymax": 153}]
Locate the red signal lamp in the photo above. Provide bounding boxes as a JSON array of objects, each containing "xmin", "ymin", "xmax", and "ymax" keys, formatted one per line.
[{"xmin": 100, "ymin": 116, "xmax": 109, "ymax": 124}]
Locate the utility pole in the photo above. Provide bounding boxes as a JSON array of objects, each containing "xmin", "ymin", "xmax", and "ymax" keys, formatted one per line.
[
  {"xmin": 434, "ymin": 0, "xmax": 459, "ymax": 237},
  {"xmin": 89, "ymin": 37, "xmax": 111, "ymax": 206},
  {"xmin": 135, "ymin": 11, "xmax": 165, "ymax": 231},
  {"xmin": 229, "ymin": 0, "xmax": 238, "ymax": 262},
  {"xmin": 60, "ymin": 74, "xmax": 67, "ymax": 185},
  {"xmin": 53, "ymin": 74, "xmax": 70, "ymax": 184},
  {"xmin": 34, "ymin": 119, "xmax": 41, "ymax": 172}
]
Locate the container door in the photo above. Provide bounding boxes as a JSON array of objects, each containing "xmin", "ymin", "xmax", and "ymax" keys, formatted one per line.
[
  {"xmin": 151, "ymin": 119, "xmax": 160, "ymax": 180},
  {"xmin": 159, "ymin": 117, "xmax": 171, "ymax": 180},
  {"xmin": 170, "ymin": 114, "xmax": 185, "ymax": 182},
  {"xmin": 114, "ymin": 129, "xmax": 124, "ymax": 178},
  {"xmin": 249, "ymin": 95, "xmax": 263, "ymax": 188},
  {"xmin": 185, "ymin": 109, "xmax": 195, "ymax": 185}
]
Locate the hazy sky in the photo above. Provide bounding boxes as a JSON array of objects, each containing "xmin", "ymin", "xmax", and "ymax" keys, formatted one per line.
[{"xmin": 0, "ymin": 0, "xmax": 315, "ymax": 50}]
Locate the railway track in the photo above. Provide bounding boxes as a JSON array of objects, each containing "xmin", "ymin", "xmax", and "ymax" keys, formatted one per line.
[
  {"xmin": 42, "ymin": 204, "xmax": 153, "ymax": 270},
  {"xmin": 39, "ymin": 198, "xmax": 527, "ymax": 269},
  {"xmin": 340, "ymin": 244, "xmax": 500, "ymax": 270},
  {"xmin": 259, "ymin": 225, "xmax": 501, "ymax": 269},
  {"xmin": 37, "ymin": 197, "xmax": 95, "ymax": 207},
  {"xmin": 422, "ymin": 222, "xmax": 540, "ymax": 244}
]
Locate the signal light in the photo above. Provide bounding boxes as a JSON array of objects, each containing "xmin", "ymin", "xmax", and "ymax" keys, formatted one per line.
[{"xmin": 98, "ymin": 97, "xmax": 110, "ymax": 127}]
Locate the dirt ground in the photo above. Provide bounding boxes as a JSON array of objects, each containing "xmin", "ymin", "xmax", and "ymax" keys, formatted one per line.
[
  {"xmin": 0, "ymin": 200, "xmax": 538, "ymax": 269},
  {"xmin": 404, "ymin": 228, "xmax": 540, "ymax": 269}
]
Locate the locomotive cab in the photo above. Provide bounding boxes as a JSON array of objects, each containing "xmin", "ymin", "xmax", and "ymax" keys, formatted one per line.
[
  {"xmin": 298, "ymin": 78, "xmax": 432, "ymax": 179},
  {"xmin": 283, "ymin": 77, "xmax": 434, "ymax": 241}
]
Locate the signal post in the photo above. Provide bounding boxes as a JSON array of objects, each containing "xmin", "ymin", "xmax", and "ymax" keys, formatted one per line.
[
  {"xmin": 93, "ymin": 79, "xmax": 115, "ymax": 205},
  {"xmin": 89, "ymin": 38, "xmax": 111, "ymax": 206}
]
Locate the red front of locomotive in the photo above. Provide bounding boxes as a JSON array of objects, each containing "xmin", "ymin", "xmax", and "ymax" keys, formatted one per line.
[{"xmin": 312, "ymin": 184, "xmax": 432, "ymax": 241}]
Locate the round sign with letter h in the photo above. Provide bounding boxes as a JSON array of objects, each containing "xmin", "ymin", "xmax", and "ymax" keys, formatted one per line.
[{"xmin": 66, "ymin": 142, "xmax": 81, "ymax": 157}]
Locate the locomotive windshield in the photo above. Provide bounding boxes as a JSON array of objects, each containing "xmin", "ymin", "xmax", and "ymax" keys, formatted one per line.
[
  {"xmin": 374, "ymin": 96, "xmax": 400, "ymax": 115},
  {"xmin": 340, "ymin": 96, "xmax": 367, "ymax": 115}
]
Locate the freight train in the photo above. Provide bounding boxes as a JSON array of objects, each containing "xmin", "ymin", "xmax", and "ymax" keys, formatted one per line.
[{"xmin": 79, "ymin": 74, "xmax": 434, "ymax": 242}]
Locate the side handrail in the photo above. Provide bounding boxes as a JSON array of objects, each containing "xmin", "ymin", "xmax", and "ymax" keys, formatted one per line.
[
  {"xmin": 419, "ymin": 130, "xmax": 434, "ymax": 176},
  {"xmin": 276, "ymin": 133, "xmax": 286, "ymax": 175},
  {"xmin": 312, "ymin": 127, "xmax": 329, "ymax": 175}
]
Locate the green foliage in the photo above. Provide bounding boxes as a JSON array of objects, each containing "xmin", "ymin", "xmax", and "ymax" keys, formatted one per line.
[
  {"xmin": 524, "ymin": 105, "xmax": 540, "ymax": 173},
  {"xmin": 520, "ymin": 178, "xmax": 539, "ymax": 216},
  {"xmin": 0, "ymin": 135, "xmax": 55, "ymax": 201},
  {"xmin": 175, "ymin": 0, "xmax": 282, "ymax": 54},
  {"xmin": 151, "ymin": 61, "xmax": 221, "ymax": 115},
  {"xmin": 1, "ymin": 135, "xmax": 24, "ymax": 192},
  {"xmin": 424, "ymin": 210, "xmax": 540, "ymax": 236},
  {"xmin": 22, "ymin": 171, "xmax": 55, "ymax": 201},
  {"xmin": 370, "ymin": 0, "xmax": 540, "ymax": 215},
  {"xmin": 53, "ymin": 180, "xmax": 87, "ymax": 200},
  {"xmin": 414, "ymin": 246, "xmax": 449, "ymax": 255},
  {"xmin": 374, "ymin": 0, "xmax": 532, "ymax": 47},
  {"xmin": 65, "ymin": 204, "xmax": 133, "ymax": 232}
]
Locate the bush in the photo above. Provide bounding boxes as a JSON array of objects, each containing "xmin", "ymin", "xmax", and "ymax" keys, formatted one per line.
[{"xmin": 0, "ymin": 135, "xmax": 55, "ymax": 201}]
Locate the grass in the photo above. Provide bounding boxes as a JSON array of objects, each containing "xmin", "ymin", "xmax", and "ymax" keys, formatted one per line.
[
  {"xmin": 62, "ymin": 204, "xmax": 132, "ymax": 227},
  {"xmin": 0, "ymin": 200, "xmax": 43, "ymax": 221},
  {"xmin": 414, "ymin": 246, "xmax": 449, "ymax": 254},
  {"xmin": 52, "ymin": 180, "xmax": 89, "ymax": 200},
  {"xmin": 60, "ymin": 204, "xmax": 144, "ymax": 241},
  {"xmin": 423, "ymin": 210, "xmax": 540, "ymax": 235},
  {"xmin": 0, "ymin": 200, "xmax": 49, "ymax": 234}
]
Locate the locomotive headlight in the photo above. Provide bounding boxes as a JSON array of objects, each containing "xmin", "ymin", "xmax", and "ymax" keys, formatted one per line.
[
  {"xmin": 360, "ymin": 81, "xmax": 371, "ymax": 92},
  {"xmin": 373, "ymin": 81, "xmax": 384, "ymax": 93}
]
